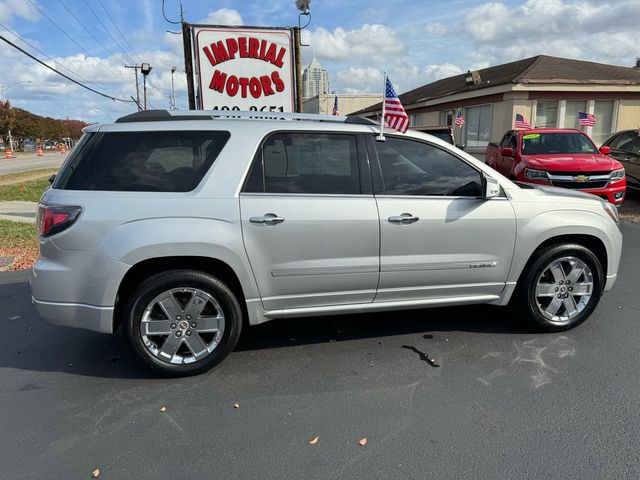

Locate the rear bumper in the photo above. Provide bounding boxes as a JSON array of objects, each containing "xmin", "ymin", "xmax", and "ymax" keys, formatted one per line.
[{"xmin": 32, "ymin": 297, "xmax": 114, "ymax": 334}]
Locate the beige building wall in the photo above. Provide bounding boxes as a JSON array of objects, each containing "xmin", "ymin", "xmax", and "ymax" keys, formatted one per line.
[
  {"xmin": 422, "ymin": 111, "xmax": 440, "ymax": 126},
  {"xmin": 617, "ymin": 99, "xmax": 640, "ymax": 130},
  {"xmin": 304, "ymin": 94, "xmax": 382, "ymax": 115}
]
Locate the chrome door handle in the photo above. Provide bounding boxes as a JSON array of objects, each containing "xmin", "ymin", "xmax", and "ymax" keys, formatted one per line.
[
  {"xmin": 388, "ymin": 213, "xmax": 419, "ymax": 224},
  {"xmin": 249, "ymin": 213, "xmax": 285, "ymax": 225}
]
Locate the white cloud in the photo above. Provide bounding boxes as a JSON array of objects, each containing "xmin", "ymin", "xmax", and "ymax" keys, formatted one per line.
[
  {"xmin": 425, "ymin": 22, "xmax": 448, "ymax": 36},
  {"xmin": 336, "ymin": 63, "xmax": 463, "ymax": 94},
  {"xmin": 0, "ymin": 0, "xmax": 38, "ymax": 24},
  {"xmin": 200, "ymin": 8, "xmax": 244, "ymax": 26},
  {"xmin": 303, "ymin": 24, "xmax": 406, "ymax": 63},
  {"xmin": 462, "ymin": 0, "xmax": 640, "ymax": 66}
]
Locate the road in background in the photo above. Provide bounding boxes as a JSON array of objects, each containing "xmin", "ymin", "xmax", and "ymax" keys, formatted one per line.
[
  {"xmin": 0, "ymin": 223, "xmax": 639, "ymax": 479},
  {"xmin": 0, "ymin": 153, "xmax": 65, "ymax": 175}
]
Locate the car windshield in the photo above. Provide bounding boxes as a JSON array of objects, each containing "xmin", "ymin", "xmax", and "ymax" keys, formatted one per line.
[{"xmin": 521, "ymin": 132, "xmax": 598, "ymax": 155}]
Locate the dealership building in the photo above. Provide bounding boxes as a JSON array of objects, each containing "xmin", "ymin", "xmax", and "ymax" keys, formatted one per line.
[{"xmin": 356, "ymin": 55, "xmax": 640, "ymax": 153}]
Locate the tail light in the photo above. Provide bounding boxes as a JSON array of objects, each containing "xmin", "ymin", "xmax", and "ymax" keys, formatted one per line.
[{"xmin": 37, "ymin": 204, "xmax": 82, "ymax": 237}]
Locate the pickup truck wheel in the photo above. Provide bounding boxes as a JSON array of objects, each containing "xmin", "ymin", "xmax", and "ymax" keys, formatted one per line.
[
  {"xmin": 513, "ymin": 243, "xmax": 604, "ymax": 331},
  {"xmin": 124, "ymin": 270, "xmax": 242, "ymax": 377}
]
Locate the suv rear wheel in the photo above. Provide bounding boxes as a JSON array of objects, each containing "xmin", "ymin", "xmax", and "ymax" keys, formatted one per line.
[
  {"xmin": 513, "ymin": 243, "xmax": 604, "ymax": 331},
  {"xmin": 124, "ymin": 270, "xmax": 242, "ymax": 376}
]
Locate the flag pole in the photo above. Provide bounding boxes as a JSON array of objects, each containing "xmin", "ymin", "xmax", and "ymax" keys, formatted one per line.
[{"xmin": 376, "ymin": 71, "xmax": 387, "ymax": 142}]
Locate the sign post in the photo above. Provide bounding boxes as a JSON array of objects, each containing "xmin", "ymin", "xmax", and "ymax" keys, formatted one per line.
[{"xmin": 192, "ymin": 26, "xmax": 296, "ymax": 112}]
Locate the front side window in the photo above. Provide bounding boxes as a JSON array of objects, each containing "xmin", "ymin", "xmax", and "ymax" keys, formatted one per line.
[
  {"xmin": 609, "ymin": 133, "xmax": 640, "ymax": 154},
  {"xmin": 374, "ymin": 137, "xmax": 482, "ymax": 196},
  {"xmin": 55, "ymin": 130, "xmax": 230, "ymax": 192},
  {"xmin": 464, "ymin": 104, "xmax": 492, "ymax": 148},
  {"xmin": 244, "ymin": 133, "xmax": 360, "ymax": 194},
  {"xmin": 521, "ymin": 132, "xmax": 597, "ymax": 155}
]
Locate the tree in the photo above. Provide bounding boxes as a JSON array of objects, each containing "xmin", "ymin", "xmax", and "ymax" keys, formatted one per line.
[{"xmin": 635, "ymin": 56, "xmax": 640, "ymax": 69}]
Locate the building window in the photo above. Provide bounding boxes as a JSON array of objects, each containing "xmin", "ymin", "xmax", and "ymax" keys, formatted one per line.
[
  {"xmin": 535, "ymin": 100, "xmax": 558, "ymax": 128},
  {"xmin": 564, "ymin": 101, "xmax": 587, "ymax": 129},
  {"xmin": 592, "ymin": 101, "xmax": 615, "ymax": 145},
  {"xmin": 440, "ymin": 110, "xmax": 453, "ymax": 126},
  {"xmin": 409, "ymin": 113, "xmax": 423, "ymax": 127},
  {"xmin": 464, "ymin": 104, "xmax": 491, "ymax": 148}
]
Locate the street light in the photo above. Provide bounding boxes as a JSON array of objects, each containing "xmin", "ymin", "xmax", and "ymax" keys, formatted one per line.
[
  {"xmin": 170, "ymin": 66, "xmax": 177, "ymax": 110},
  {"xmin": 295, "ymin": 0, "xmax": 311, "ymax": 14},
  {"xmin": 141, "ymin": 63, "xmax": 152, "ymax": 110}
]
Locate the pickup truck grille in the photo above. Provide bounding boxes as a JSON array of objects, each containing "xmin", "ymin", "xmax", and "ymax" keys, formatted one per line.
[
  {"xmin": 550, "ymin": 180, "xmax": 608, "ymax": 189},
  {"xmin": 547, "ymin": 171, "xmax": 611, "ymax": 190}
]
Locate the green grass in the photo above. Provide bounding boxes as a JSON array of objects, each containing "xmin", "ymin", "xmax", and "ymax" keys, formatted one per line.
[
  {"xmin": 0, "ymin": 177, "xmax": 51, "ymax": 202},
  {"xmin": 0, "ymin": 168, "xmax": 57, "ymax": 185},
  {"xmin": 0, "ymin": 219, "xmax": 37, "ymax": 248}
]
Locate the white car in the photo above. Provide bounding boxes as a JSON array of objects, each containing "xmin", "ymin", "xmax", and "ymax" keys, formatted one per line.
[{"xmin": 31, "ymin": 110, "xmax": 622, "ymax": 376}]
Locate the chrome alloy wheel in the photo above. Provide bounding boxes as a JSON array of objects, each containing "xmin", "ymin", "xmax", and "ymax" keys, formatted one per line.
[
  {"xmin": 534, "ymin": 256, "xmax": 594, "ymax": 324},
  {"xmin": 140, "ymin": 288, "xmax": 225, "ymax": 365}
]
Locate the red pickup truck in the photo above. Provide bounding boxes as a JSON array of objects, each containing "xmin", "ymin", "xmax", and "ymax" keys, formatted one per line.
[{"xmin": 485, "ymin": 128, "xmax": 626, "ymax": 204}]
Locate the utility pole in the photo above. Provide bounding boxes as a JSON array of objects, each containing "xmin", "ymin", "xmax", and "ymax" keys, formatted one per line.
[
  {"xmin": 124, "ymin": 64, "xmax": 141, "ymax": 111},
  {"xmin": 182, "ymin": 1, "xmax": 196, "ymax": 110},
  {"xmin": 294, "ymin": 27, "xmax": 303, "ymax": 113}
]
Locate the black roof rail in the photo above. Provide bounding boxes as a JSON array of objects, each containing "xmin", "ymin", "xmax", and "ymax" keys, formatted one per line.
[
  {"xmin": 115, "ymin": 109, "xmax": 379, "ymax": 126},
  {"xmin": 344, "ymin": 115, "xmax": 377, "ymax": 125}
]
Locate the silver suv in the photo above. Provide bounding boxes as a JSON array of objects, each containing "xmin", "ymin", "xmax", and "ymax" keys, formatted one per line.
[{"xmin": 32, "ymin": 110, "xmax": 623, "ymax": 376}]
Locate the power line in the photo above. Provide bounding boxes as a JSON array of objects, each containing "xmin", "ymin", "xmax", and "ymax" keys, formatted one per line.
[
  {"xmin": 0, "ymin": 23, "xmax": 128, "ymax": 100},
  {"xmin": 162, "ymin": 0, "xmax": 182, "ymax": 24},
  {"xmin": 56, "ymin": 0, "xmax": 119, "ymax": 59},
  {"xmin": 80, "ymin": 0, "xmax": 137, "ymax": 64},
  {"xmin": 97, "ymin": 0, "xmax": 142, "ymax": 63},
  {"xmin": 26, "ymin": 0, "xmax": 126, "ymax": 77},
  {"xmin": 0, "ymin": 34, "xmax": 135, "ymax": 104}
]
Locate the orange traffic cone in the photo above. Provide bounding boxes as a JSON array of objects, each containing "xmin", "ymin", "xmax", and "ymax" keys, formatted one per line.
[
  {"xmin": 60, "ymin": 145, "xmax": 66, "ymax": 155},
  {"xmin": 37, "ymin": 147, "xmax": 43, "ymax": 156},
  {"xmin": 5, "ymin": 148, "xmax": 13, "ymax": 159}
]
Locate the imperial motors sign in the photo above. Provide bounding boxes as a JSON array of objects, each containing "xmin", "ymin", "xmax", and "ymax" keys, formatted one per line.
[{"xmin": 193, "ymin": 26, "xmax": 296, "ymax": 112}]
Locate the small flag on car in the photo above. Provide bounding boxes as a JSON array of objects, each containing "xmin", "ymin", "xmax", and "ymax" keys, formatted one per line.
[
  {"xmin": 515, "ymin": 113, "xmax": 531, "ymax": 129},
  {"xmin": 578, "ymin": 111, "xmax": 596, "ymax": 127},
  {"xmin": 454, "ymin": 108, "xmax": 465, "ymax": 126},
  {"xmin": 332, "ymin": 94, "xmax": 339, "ymax": 116},
  {"xmin": 383, "ymin": 76, "xmax": 409, "ymax": 133}
]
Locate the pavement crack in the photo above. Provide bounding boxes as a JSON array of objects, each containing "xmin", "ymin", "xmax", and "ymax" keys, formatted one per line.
[{"xmin": 401, "ymin": 345, "xmax": 439, "ymax": 368}]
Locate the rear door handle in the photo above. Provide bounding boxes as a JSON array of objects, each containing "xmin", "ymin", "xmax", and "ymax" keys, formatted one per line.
[
  {"xmin": 249, "ymin": 213, "xmax": 285, "ymax": 225},
  {"xmin": 388, "ymin": 213, "xmax": 419, "ymax": 224}
]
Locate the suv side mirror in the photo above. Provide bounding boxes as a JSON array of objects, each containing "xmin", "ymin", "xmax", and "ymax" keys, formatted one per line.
[
  {"xmin": 484, "ymin": 175, "xmax": 500, "ymax": 199},
  {"xmin": 500, "ymin": 147, "xmax": 514, "ymax": 156},
  {"xmin": 599, "ymin": 146, "xmax": 611, "ymax": 155}
]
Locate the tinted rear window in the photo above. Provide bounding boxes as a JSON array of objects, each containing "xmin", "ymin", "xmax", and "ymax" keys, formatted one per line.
[{"xmin": 54, "ymin": 130, "xmax": 230, "ymax": 192}]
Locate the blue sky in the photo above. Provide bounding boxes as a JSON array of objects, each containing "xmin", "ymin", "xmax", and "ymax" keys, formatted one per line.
[{"xmin": 0, "ymin": 0, "xmax": 638, "ymax": 123}]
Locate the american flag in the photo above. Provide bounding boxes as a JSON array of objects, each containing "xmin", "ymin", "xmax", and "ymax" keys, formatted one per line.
[
  {"xmin": 515, "ymin": 113, "xmax": 531, "ymax": 129},
  {"xmin": 454, "ymin": 109, "xmax": 465, "ymax": 126},
  {"xmin": 332, "ymin": 94, "xmax": 339, "ymax": 116},
  {"xmin": 384, "ymin": 77, "xmax": 409, "ymax": 133},
  {"xmin": 579, "ymin": 111, "xmax": 596, "ymax": 127}
]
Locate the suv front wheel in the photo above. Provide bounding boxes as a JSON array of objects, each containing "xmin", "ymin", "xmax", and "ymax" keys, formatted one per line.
[
  {"xmin": 514, "ymin": 243, "xmax": 604, "ymax": 331},
  {"xmin": 124, "ymin": 270, "xmax": 242, "ymax": 376}
]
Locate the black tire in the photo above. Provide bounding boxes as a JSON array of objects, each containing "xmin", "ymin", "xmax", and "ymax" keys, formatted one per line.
[
  {"xmin": 511, "ymin": 243, "xmax": 604, "ymax": 332},
  {"xmin": 124, "ymin": 269, "xmax": 243, "ymax": 377}
]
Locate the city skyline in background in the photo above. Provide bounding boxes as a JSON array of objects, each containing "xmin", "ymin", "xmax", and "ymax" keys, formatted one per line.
[{"xmin": 0, "ymin": 0, "xmax": 638, "ymax": 123}]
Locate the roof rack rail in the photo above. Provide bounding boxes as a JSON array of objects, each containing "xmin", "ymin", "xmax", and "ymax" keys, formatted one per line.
[{"xmin": 115, "ymin": 109, "xmax": 377, "ymax": 126}]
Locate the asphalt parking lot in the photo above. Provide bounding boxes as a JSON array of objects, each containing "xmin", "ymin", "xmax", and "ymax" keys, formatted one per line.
[{"xmin": 1, "ymin": 222, "xmax": 639, "ymax": 480}]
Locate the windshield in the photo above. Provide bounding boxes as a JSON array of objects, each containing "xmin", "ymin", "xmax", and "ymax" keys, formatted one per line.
[{"xmin": 521, "ymin": 132, "xmax": 598, "ymax": 155}]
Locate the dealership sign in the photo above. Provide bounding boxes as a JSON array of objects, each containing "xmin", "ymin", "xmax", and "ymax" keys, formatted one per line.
[{"xmin": 193, "ymin": 26, "xmax": 296, "ymax": 112}]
